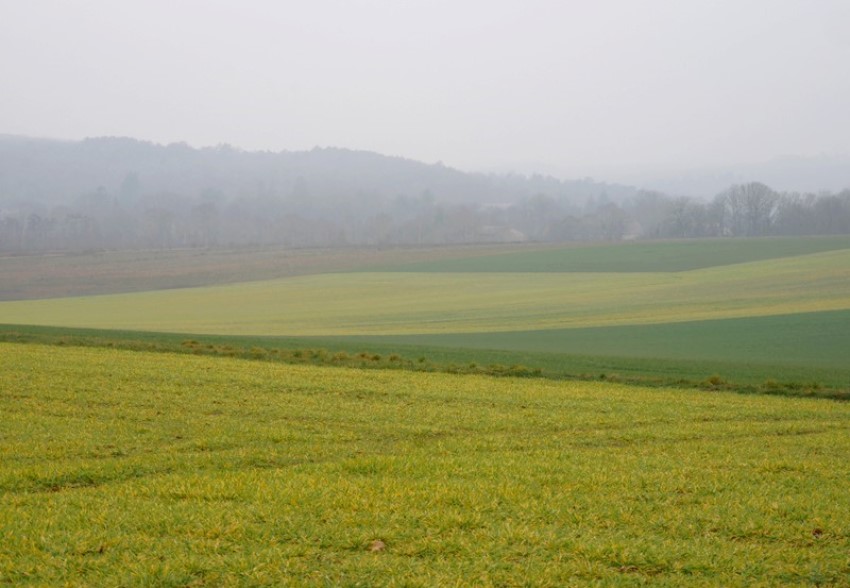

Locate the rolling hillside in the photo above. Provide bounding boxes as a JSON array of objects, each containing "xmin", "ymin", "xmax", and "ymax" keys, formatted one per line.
[
  {"xmin": 2, "ymin": 236, "xmax": 848, "ymax": 390},
  {"xmin": 3, "ymin": 342, "xmax": 849, "ymax": 586}
]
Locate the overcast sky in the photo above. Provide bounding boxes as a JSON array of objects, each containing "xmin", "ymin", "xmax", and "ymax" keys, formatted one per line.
[{"xmin": 2, "ymin": 0, "xmax": 849, "ymax": 178}]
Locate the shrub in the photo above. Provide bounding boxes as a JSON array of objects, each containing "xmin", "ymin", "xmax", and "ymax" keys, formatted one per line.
[
  {"xmin": 705, "ymin": 374, "xmax": 728, "ymax": 388},
  {"xmin": 250, "ymin": 347, "xmax": 267, "ymax": 359}
]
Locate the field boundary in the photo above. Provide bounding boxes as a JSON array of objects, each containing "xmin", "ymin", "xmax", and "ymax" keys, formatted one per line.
[{"xmin": 3, "ymin": 323, "xmax": 847, "ymax": 401}]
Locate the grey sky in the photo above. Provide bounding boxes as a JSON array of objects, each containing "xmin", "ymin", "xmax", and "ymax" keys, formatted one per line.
[{"xmin": 2, "ymin": 0, "xmax": 848, "ymax": 177}]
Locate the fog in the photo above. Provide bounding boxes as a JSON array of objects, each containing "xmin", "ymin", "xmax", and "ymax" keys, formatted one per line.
[
  {"xmin": 1, "ymin": 136, "xmax": 849, "ymax": 253},
  {"xmin": 2, "ymin": 0, "xmax": 849, "ymax": 182},
  {"xmin": 2, "ymin": 1, "xmax": 850, "ymax": 252}
]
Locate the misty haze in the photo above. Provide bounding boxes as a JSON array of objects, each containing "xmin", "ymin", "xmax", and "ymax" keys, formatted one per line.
[
  {"xmin": 2, "ymin": 135, "xmax": 849, "ymax": 253},
  {"xmin": 2, "ymin": 1, "xmax": 850, "ymax": 586}
]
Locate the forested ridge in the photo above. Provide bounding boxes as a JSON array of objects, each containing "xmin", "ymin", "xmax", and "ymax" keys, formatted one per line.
[{"xmin": 1, "ymin": 135, "xmax": 848, "ymax": 252}]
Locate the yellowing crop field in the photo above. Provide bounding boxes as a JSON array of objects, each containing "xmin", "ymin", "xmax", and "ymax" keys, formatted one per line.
[
  {"xmin": 2, "ymin": 343, "xmax": 849, "ymax": 586},
  {"xmin": 0, "ymin": 248, "xmax": 848, "ymax": 335}
]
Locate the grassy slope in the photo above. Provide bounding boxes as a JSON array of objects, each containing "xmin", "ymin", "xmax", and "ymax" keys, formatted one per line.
[
  {"xmin": 2, "ymin": 343, "xmax": 849, "ymax": 586},
  {"xmin": 347, "ymin": 309, "xmax": 850, "ymax": 369},
  {"xmin": 3, "ymin": 319, "xmax": 848, "ymax": 393},
  {"xmin": 338, "ymin": 309, "xmax": 850, "ymax": 388},
  {"xmin": 374, "ymin": 235, "xmax": 850, "ymax": 273},
  {"xmin": 2, "ymin": 237, "xmax": 847, "ymax": 391},
  {"xmin": 0, "ymin": 242, "xmax": 544, "ymax": 301},
  {"xmin": 3, "ymin": 236, "xmax": 848, "ymax": 302},
  {"xmin": 0, "ymin": 248, "xmax": 848, "ymax": 335}
]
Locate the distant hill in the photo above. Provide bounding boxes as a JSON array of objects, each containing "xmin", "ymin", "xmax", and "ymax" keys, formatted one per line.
[
  {"xmin": 0, "ymin": 134, "xmax": 641, "ymax": 251},
  {"xmin": 1, "ymin": 135, "xmax": 847, "ymax": 252},
  {"xmin": 0, "ymin": 135, "xmax": 637, "ymax": 211}
]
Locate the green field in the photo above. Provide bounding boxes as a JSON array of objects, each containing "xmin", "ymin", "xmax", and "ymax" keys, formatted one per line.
[
  {"xmin": 3, "ymin": 238, "xmax": 850, "ymax": 584},
  {"xmin": 3, "ymin": 318, "xmax": 848, "ymax": 396},
  {"xmin": 347, "ymin": 309, "xmax": 850, "ymax": 367},
  {"xmin": 343, "ymin": 309, "xmax": 850, "ymax": 389},
  {"xmin": 3, "ymin": 343, "xmax": 850, "ymax": 586},
  {"xmin": 1, "ymin": 247, "xmax": 848, "ymax": 335},
  {"xmin": 376, "ymin": 235, "xmax": 850, "ymax": 273},
  {"xmin": 1, "ymin": 236, "xmax": 849, "ymax": 394}
]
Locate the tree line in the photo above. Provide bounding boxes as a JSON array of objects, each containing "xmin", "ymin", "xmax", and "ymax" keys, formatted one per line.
[
  {"xmin": 3, "ymin": 181, "xmax": 848, "ymax": 253},
  {"xmin": 630, "ymin": 182, "xmax": 850, "ymax": 239},
  {"xmin": 1, "ymin": 136, "xmax": 848, "ymax": 252}
]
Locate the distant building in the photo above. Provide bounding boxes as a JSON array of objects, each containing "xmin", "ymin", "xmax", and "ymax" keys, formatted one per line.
[{"xmin": 475, "ymin": 225, "xmax": 527, "ymax": 243}]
